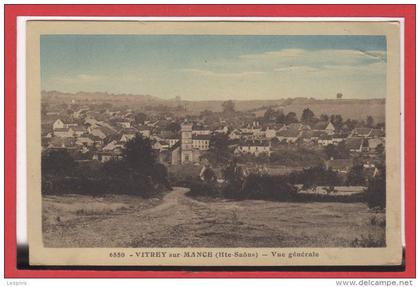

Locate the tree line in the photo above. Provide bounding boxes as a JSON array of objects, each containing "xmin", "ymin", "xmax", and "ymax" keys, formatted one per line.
[
  {"xmin": 262, "ymin": 107, "xmax": 382, "ymax": 129},
  {"xmin": 187, "ymin": 161, "xmax": 386, "ymax": 209},
  {"xmin": 42, "ymin": 135, "xmax": 169, "ymax": 197}
]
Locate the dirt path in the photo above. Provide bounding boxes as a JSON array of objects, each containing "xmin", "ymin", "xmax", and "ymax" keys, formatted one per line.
[{"xmin": 144, "ymin": 187, "xmax": 196, "ymax": 213}]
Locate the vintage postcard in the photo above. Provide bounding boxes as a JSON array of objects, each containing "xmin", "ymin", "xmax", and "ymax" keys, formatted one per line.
[{"xmin": 26, "ymin": 20, "xmax": 403, "ymax": 266}]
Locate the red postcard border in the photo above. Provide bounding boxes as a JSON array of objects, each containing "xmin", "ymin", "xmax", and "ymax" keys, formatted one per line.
[{"xmin": 4, "ymin": 4, "xmax": 416, "ymax": 278}]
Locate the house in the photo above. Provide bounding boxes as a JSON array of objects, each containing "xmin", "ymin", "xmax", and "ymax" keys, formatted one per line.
[
  {"xmin": 138, "ymin": 126, "xmax": 152, "ymax": 138},
  {"xmin": 235, "ymin": 140, "xmax": 271, "ymax": 156},
  {"xmin": 332, "ymin": 133, "xmax": 348, "ymax": 145},
  {"xmin": 312, "ymin": 121, "xmax": 335, "ymax": 135},
  {"xmin": 80, "ymin": 145, "xmax": 91, "ymax": 154},
  {"xmin": 120, "ymin": 133, "xmax": 136, "ymax": 142},
  {"xmin": 153, "ymin": 140, "xmax": 170, "ymax": 151},
  {"xmin": 310, "ymin": 130, "xmax": 328, "ymax": 141},
  {"xmin": 352, "ymin": 128, "xmax": 372, "ymax": 138},
  {"xmin": 90, "ymin": 135, "xmax": 104, "ymax": 147},
  {"xmin": 239, "ymin": 131, "xmax": 255, "ymax": 140},
  {"xmin": 45, "ymin": 111, "xmax": 60, "ymax": 116},
  {"xmin": 84, "ymin": 117, "xmax": 100, "ymax": 127},
  {"xmin": 89, "ymin": 128, "xmax": 107, "ymax": 139},
  {"xmin": 119, "ymin": 128, "xmax": 138, "ymax": 142},
  {"xmin": 47, "ymin": 137, "xmax": 76, "ymax": 149},
  {"xmin": 299, "ymin": 130, "xmax": 314, "ymax": 144},
  {"xmin": 215, "ymin": 125, "xmax": 229, "ymax": 134},
  {"xmin": 287, "ymin": 123, "xmax": 310, "ymax": 131},
  {"xmin": 168, "ymin": 138, "xmax": 180, "ymax": 148},
  {"xmin": 345, "ymin": 137, "xmax": 365, "ymax": 152},
  {"xmin": 89, "ymin": 126, "xmax": 115, "ymax": 140},
  {"xmin": 66, "ymin": 123, "xmax": 78, "ymax": 128},
  {"xmin": 276, "ymin": 129, "xmax": 301, "ymax": 143},
  {"xmin": 93, "ymin": 150, "xmax": 123, "ymax": 163},
  {"xmin": 73, "ymin": 108, "xmax": 89, "ymax": 119},
  {"xmin": 53, "ymin": 127, "xmax": 74, "ymax": 138},
  {"xmin": 368, "ymin": 138, "xmax": 385, "ymax": 151},
  {"xmin": 96, "ymin": 121, "xmax": 118, "ymax": 133},
  {"xmin": 117, "ymin": 121, "xmax": 131, "ymax": 128},
  {"xmin": 263, "ymin": 124, "xmax": 285, "ymax": 139},
  {"xmin": 370, "ymin": 128, "xmax": 385, "ymax": 138},
  {"xmin": 317, "ymin": 134, "xmax": 334, "ymax": 146},
  {"xmin": 228, "ymin": 129, "xmax": 242, "ymax": 140},
  {"xmin": 240, "ymin": 126, "xmax": 263, "ymax": 138},
  {"xmin": 160, "ymin": 130, "xmax": 179, "ymax": 140},
  {"xmin": 76, "ymin": 134, "xmax": 95, "ymax": 146},
  {"xmin": 251, "ymin": 128, "xmax": 264, "ymax": 138},
  {"xmin": 103, "ymin": 140, "xmax": 124, "ymax": 151},
  {"xmin": 72, "ymin": 126, "xmax": 87, "ymax": 137},
  {"xmin": 192, "ymin": 127, "xmax": 212, "ymax": 136},
  {"xmin": 52, "ymin": 119, "xmax": 66, "ymax": 130},
  {"xmin": 264, "ymin": 127, "xmax": 277, "ymax": 139},
  {"xmin": 239, "ymin": 126, "xmax": 253, "ymax": 134},
  {"xmin": 325, "ymin": 159, "xmax": 353, "ymax": 174},
  {"xmin": 192, "ymin": 135, "xmax": 211, "ymax": 151}
]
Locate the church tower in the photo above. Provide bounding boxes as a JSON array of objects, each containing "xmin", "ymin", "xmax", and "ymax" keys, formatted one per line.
[{"xmin": 181, "ymin": 122, "xmax": 193, "ymax": 164}]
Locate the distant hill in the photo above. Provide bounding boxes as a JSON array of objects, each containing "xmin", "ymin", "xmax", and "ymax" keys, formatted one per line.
[
  {"xmin": 42, "ymin": 90, "xmax": 161, "ymax": 104},
  {"xmin": 182, "ymin": 98, "xmax": 385, "ymax": 123},
  {"xmin": 249, "ymin": 98, "xmax": 385, "ymax": 123},
  {"xmin": 42, "ymin": 91, "xmax": 385, "ymax": 122}
]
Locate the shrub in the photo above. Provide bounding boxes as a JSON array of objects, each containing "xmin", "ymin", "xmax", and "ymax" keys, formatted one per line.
[
  {"xmin": 287, "ymin": 165, "xmax": 342, "ymax": 188},
  {"xmin": 366, "ymin": 166, "xmax": 386, "ymax": 209},
  {"xmin": 168, "ymin": 164, "xmax": 202, "ymax": 185},
  {"xmin": 350, "ymin": 234, "xmax": 385, "ymax": 247},
  {"xmin": 42, "ymin": 149, "xmax": 77, "ymax": 176},
  {"xmin": 42, "ymin": 135, "xmax": 169, "ymax": 197},
  {"xmin": 346, "ymin": 164, "xmax": 366, "ymax": 186},
  {"xmin": 186, "ymin": 180, "xmax": 220, "ymax": 198},
  {"xmin": 220, "ymin": 173, "xmax": 297, "ymax": 201},
  {"xmin": 41, "ymin": 175, "xmax": 158, "ymax": 197},
  {"xmin": 369, "ymin": 215, "xmax": 386, "ymax": 228}
]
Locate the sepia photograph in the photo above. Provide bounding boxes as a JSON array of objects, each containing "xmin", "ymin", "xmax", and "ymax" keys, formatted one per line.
[{"xmin": 25, "ymin": 21, "xmax": 403, "ymax": 266}]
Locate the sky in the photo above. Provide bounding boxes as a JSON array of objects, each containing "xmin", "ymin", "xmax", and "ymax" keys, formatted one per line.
[{"xmin": 41, "ymin": 35, "xmax": 387, "ymax": 101}]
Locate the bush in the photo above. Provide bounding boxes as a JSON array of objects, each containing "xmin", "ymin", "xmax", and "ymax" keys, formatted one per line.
[
  {"xmin": 366, "ymin": 167, "xmax": 386, "ymax": 209},
  {"xmin": 42, "ymin": 135, "xmax": 169, "ymax": 197},
  {"xmin": 350, "ymin": 234, "xmax": 385, "ymax": 247},
  {"xmin": 41, "ymin": 174, "xmax": 160, "ymax": 197},
  {"xmin": 346, "ymin": 164, "xmax": 366, "ymax": 186},
  {"xmin": 168, "ymin": 164, "xmax": 202, "ymax": 186},
  {"xmin": 369, "ymin": 215, "xmax": 386, "ymax": 227},
  {"xmin": 240, "ymin": 174, "xmax": 297, "ymax": 201},
  {"xmin": 42, "ymin": 149, "xmax": 77, "ymax": 176},
  {"xmin": 186, "ymin": 180, "xmax": 220, "ymax": 198},
  {"xmin": 324, "ymin": 143, "xmax": 350, "ymax": 160},
  {"xmin": 287, "ymin": 165, "xmax": 342, "ymax": 188},
  {"xmin": 220, "ymin": 160, "xmax": 244, "ymax": 198}
]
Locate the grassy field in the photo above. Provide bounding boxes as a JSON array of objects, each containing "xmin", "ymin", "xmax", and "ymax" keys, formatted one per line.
[{"xmin": 43, "ymin": 188, "xmax": 385, "ymax": 248}]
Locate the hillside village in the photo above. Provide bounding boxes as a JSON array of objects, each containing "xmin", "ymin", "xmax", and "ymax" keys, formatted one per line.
[{"xmin": 41, "ymin": 97, "xmax": 385, "ymax": 183}]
